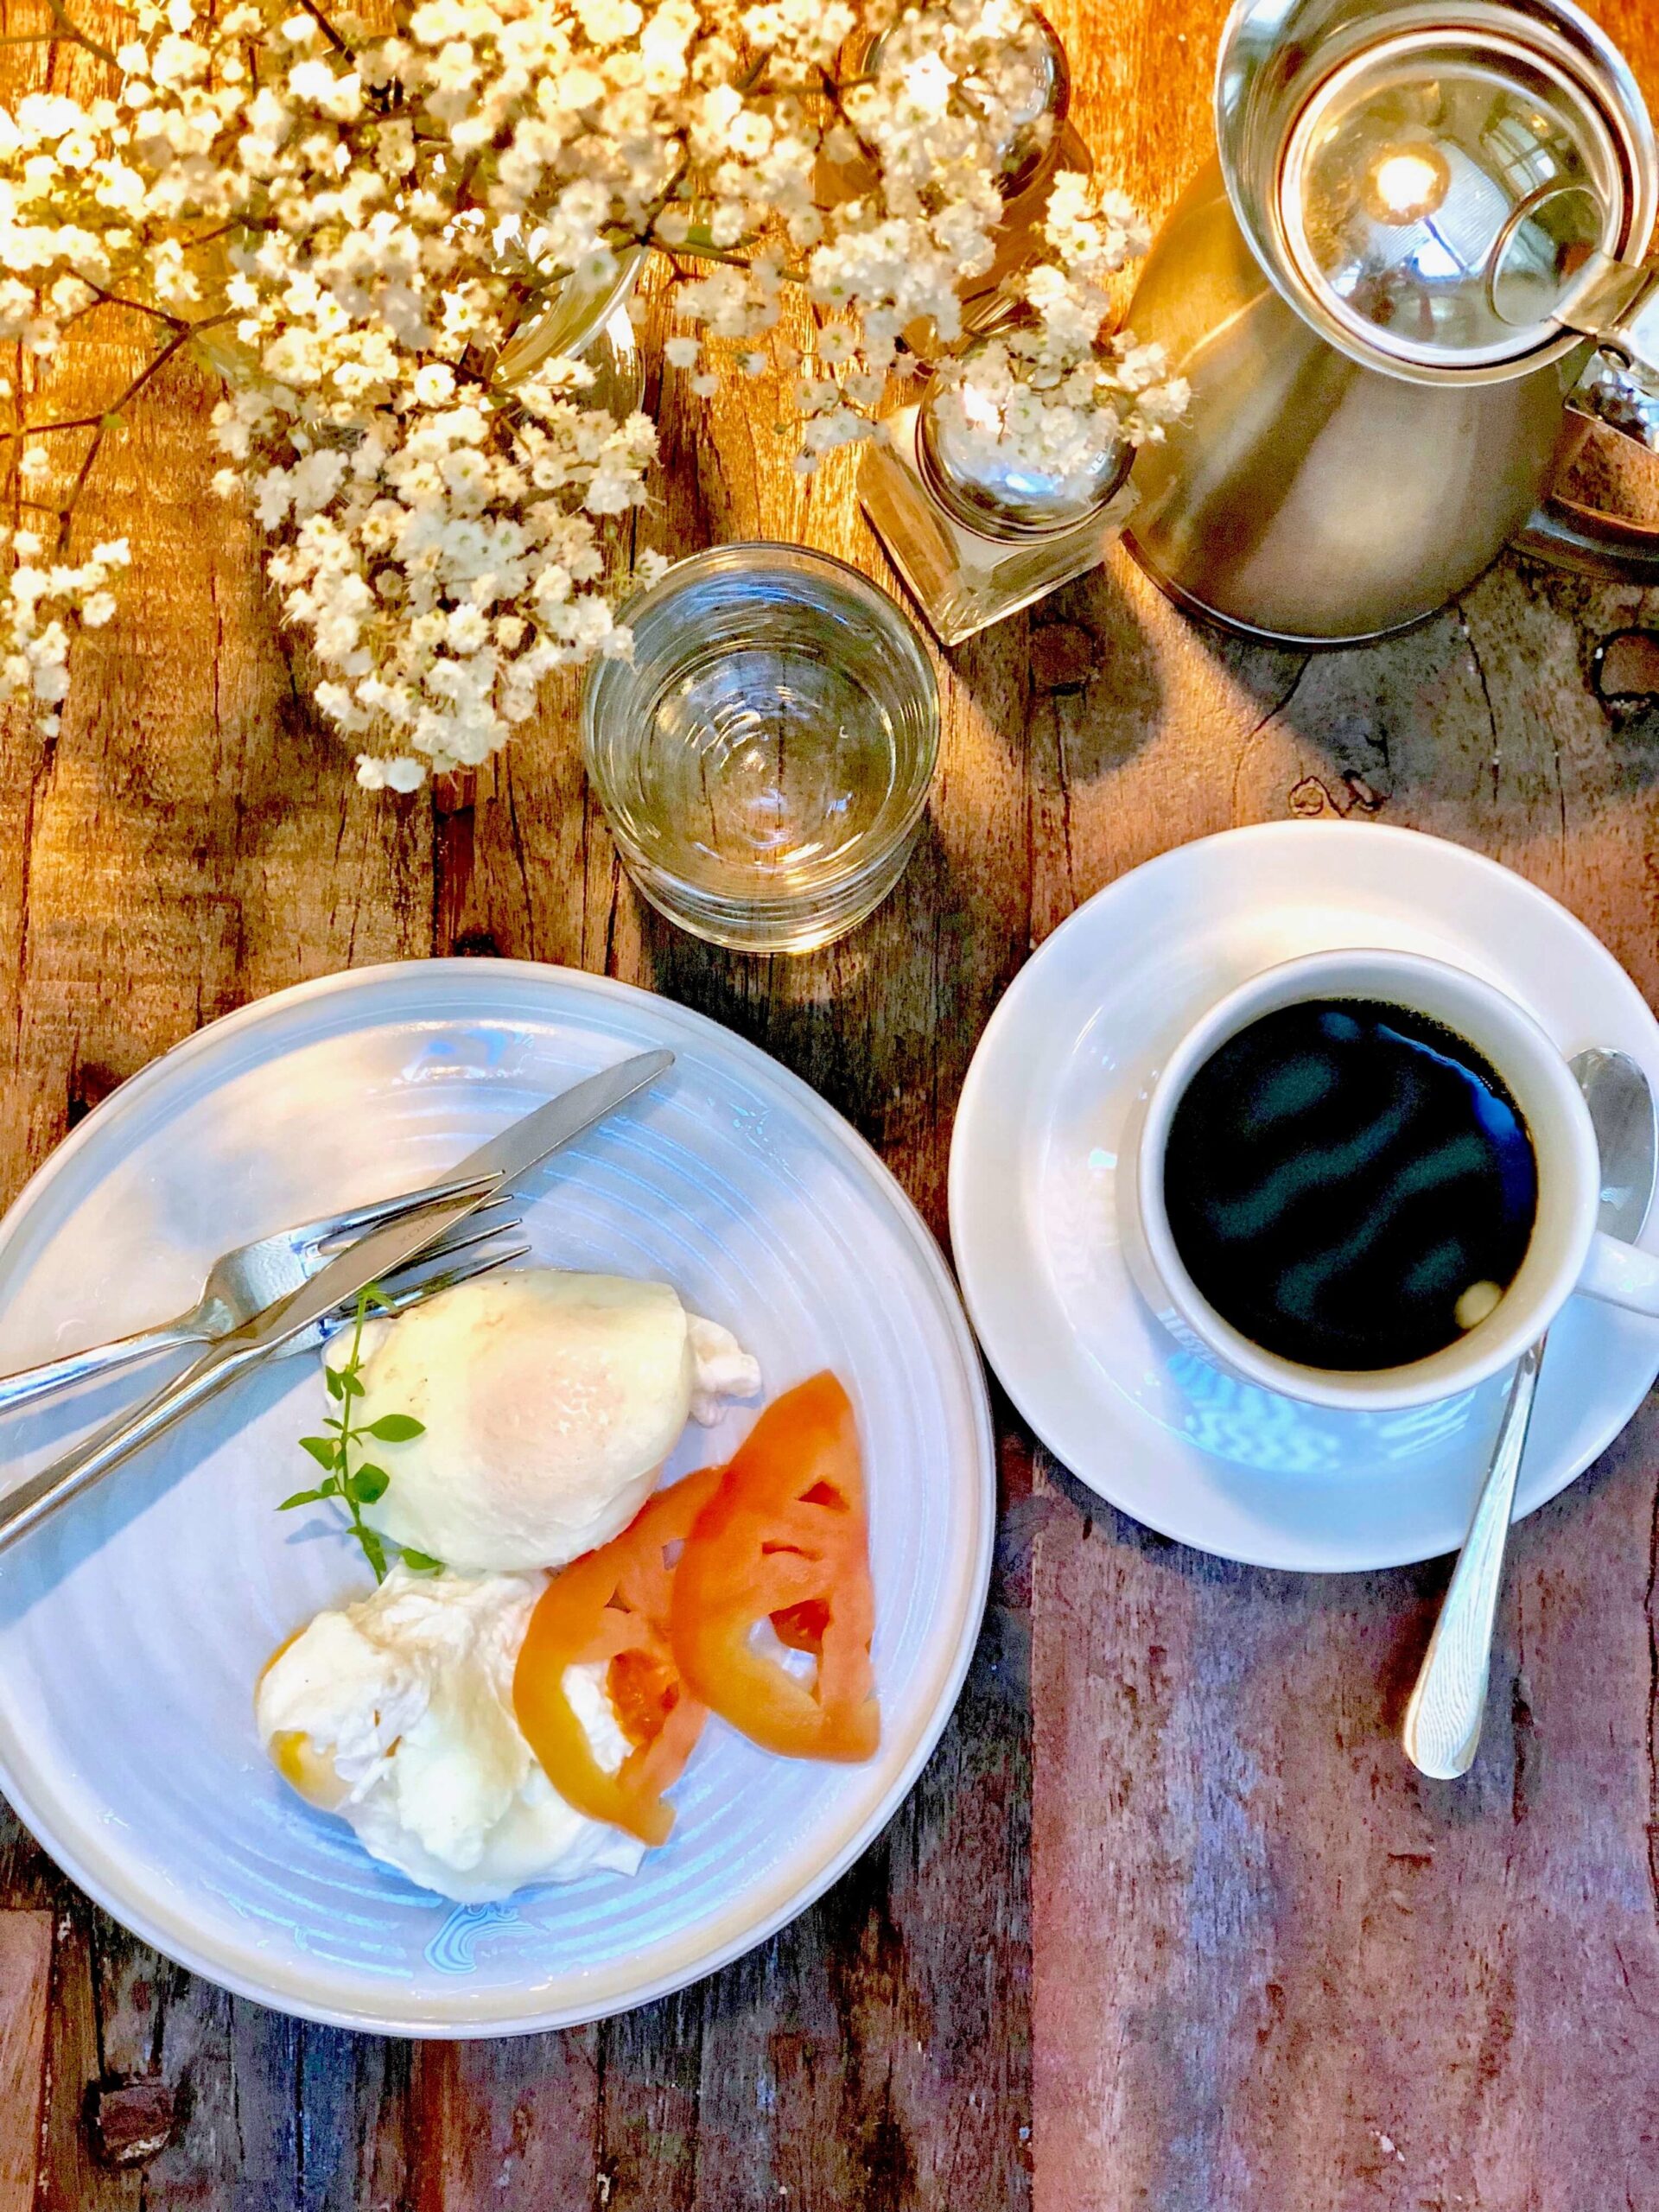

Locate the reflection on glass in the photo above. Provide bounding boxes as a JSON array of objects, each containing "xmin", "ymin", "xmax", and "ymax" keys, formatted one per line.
[
  {"xmin": 1363, "ymin": 143, "xmax": 1452, "ymax": 224},
  {"xmin": 1287, "ymin": 35, "xmax": 1618, "ymax": 360}
]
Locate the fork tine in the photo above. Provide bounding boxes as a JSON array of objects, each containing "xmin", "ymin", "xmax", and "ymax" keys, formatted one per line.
[
  {"xmin": 372, "ymin": 1231, "xmax": 531, "ymax": 1310},
  {"xmin": 289, "ymin": 1170, "xmax": 506, "ymax": 1255},
  {"xmin": 278, "ymin": 1235, "xmax": 531, "ymax": 1361},
  {"xmin": 378, "ymin": 1209, "xmax": 524, "ymax": 1274},
  {"xmin": 321, "ymin": 1196, "xmax": 521, "ymax": 1257}
]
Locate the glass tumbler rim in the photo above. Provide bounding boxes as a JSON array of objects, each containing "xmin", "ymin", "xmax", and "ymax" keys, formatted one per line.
[
  {"xmin": 595, "ymin": 537, "xmax": 937, "ymax": 698},
  {"xmin": 582, "ymin": 541, "xmax": 942, "ymax": 923}
]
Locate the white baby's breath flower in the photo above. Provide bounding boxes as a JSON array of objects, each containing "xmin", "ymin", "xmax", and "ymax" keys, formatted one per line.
[
  {"xmin": 0, "ymin": 0, "xmax": 1180, "ymax": 765},
  {"xmin": 355, "ymin": 751, "xmax": 428, "ymax": 791},
  {"xmin": 411, "ymin": 362, "xmax": 456, "ymax": 405}
]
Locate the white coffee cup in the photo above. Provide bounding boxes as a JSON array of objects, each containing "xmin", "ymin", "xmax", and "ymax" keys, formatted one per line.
[{"xmin": 1117, "ymin": 947, "xmax": 1659, "ymax": 1412}]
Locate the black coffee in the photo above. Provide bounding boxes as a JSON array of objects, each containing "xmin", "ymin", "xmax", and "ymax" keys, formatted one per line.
[{"xmin": 1163, "ymin": 998, "xmax": 1537, "ymax": 1372}]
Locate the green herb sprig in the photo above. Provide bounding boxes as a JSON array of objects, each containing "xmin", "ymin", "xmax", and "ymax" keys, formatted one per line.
[{"xmin": 279, "ymin": 1285, "xmax": 441, "ymax": 1583}]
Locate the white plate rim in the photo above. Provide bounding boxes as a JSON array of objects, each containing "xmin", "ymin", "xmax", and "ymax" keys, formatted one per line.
[
  {"xmin": 0, "ymin": 958, "xmax": 995, "ymax": 2037},
  {"xmin": 948, "ymin": 818, "xmax": 1659, "ymax": 1573}
]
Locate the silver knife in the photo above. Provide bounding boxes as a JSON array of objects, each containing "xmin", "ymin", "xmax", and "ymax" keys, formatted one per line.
[
  {"xmin": 0, "ymin": 1049, "xmax": 681, "ymax": 1415},
  {"xmin": 443, "ymin": 1047, "xmax": 674, "ymax": 1194},
  {"xmin": 0, "ymin": 1049, "xmax": 676, "ymax": 1557}
]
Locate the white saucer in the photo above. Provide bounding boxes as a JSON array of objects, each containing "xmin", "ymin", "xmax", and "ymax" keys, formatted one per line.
[
  {"xmin": 0, "ymin": 962, "xmax": 993, "ymax": 2034},
  {"xmin": 949, "ymin": 821, "xmax": 1659, "ymax": 1572}
]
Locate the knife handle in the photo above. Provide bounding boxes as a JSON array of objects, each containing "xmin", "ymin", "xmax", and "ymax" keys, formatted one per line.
[{"xmin": 0, "ymin": 1333, "xmax": 262, "ymax": 1559}]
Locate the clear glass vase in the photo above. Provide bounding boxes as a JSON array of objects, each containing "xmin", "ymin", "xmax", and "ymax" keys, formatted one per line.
[
  {"xmin": 495, "ymin": 245, "xmax": 645, "ymax": 416},
  {"xmin": 861, "ymin": 337, "xmax": 1138, "ymax": 646},
  {"xmin": 816, "ymin": 7, "xmax": 1087, "ymax": 337},
  {"xmin": 192, "ymin": 243, "xmax": 645, "ymax": 420}
]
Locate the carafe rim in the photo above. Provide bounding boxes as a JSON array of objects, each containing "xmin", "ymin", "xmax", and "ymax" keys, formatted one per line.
[{"xmin": 1212, "ymin": 0, "xmax": 1658, "ymax": 386}]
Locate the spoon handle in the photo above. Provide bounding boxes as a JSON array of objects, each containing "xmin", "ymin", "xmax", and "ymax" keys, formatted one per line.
[{"xmin": 1402, "ymin": 1337, "xmax": 1545, "ymax": 1780}]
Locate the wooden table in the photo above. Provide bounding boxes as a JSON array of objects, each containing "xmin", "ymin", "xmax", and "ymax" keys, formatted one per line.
[{"xmin": 7, "ymin": 1, "xmax": 1659, "ymax": 2204}]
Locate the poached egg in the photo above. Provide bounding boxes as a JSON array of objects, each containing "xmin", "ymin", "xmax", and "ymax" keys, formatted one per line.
[
  {"xmin": 257, "ymin": 1565, "xmax": 642, "ymax": 1902},
  {"xmin": 330, "ymin": 1270, "xmax": 760, "ymax": 1573}
]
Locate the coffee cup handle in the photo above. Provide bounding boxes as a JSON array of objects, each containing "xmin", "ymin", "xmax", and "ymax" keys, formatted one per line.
[{"xmin": 1576, "ymin": 1229, "xmax": 1659, "ymax": 1315}]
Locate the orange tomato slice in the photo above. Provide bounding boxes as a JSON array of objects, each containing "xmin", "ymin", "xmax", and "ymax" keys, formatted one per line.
[
  {"xmin": 670, "ymin": 1373, "xmax": 879, "ymax": 1763},
  {"xmin": 513, "ymin": 1465, "xmax": 721, "ymax": 1846}
]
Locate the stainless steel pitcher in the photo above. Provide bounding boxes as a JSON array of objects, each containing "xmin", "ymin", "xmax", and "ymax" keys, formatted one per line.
[{"xmin": 1122, "ymin": 0, "xmax": 1659, "ymax": 645}]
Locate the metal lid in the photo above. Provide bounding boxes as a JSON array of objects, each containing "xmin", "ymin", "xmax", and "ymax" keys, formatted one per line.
[
  {"xmin": 1281, "ymin": 26, "xmax": 1624, "ymax": 369},
  {"xmin": 1215, "ymin": 0, "xmax": 1657, "ymax": 384}
]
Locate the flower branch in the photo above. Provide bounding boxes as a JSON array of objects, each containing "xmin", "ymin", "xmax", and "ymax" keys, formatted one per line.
[
  {"xmin": 42, "ymin": 0, "xmax": 118, "ymax": 67},
  {"xmin": 0, "ymin": 0, "xmax": 1185, "ymax": 785}
]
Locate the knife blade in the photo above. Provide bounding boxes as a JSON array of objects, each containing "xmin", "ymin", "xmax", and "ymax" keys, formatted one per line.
[
  {"xmin": 268, "ymin": 1047, "xmax": 677, "ymax": 1344},
  {"xmin": 235, "ymin": 1181, "xmax": 498, "ymax": 1352},
  {"xmin": 206, "ymin": 1046, "xmax": 677, "ymax": 1353},
  {"xmin": 0, "ymin": 1047, "xmax": 677, "ymax": 1555},
  {"xmin": 445, "ymin": 1046, "xmax": 676, "ymax": 1198}
]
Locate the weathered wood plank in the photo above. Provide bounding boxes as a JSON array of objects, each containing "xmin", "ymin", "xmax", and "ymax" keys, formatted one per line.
[
  {"xmin": 1027, "ymin": 0, "xmax": 1659, "ymax": 2206},
  {"xmin": 0, "ymin": 1911, "xmax": 51, "ymax": 2212},
  {"xmin": 1033, "ymin": 1408, "xmax": 1659, "ymax": 2212},
  {"xmin": 407, "ymin": 2029, "xmax": 598, "ymax": 2212}
]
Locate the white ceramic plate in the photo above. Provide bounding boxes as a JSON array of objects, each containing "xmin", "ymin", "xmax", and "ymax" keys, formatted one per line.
[
  {"xmin": 0, "ymin": 962, "xmax": 994, "ymax": 2035},
  {"xmin": 950, "ymin": 821, "xmax": 1659, "ymax": 1572}
]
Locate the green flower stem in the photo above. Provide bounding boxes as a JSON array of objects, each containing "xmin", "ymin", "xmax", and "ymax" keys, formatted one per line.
[{"xmin": 280, "ymin": 1286, "xmax": 437, "ymax": 1582}]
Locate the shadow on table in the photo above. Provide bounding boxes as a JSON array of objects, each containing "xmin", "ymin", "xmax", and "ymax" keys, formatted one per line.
[
  {"xmin": 634, "ymin": 804, "xmax": 1024, "ymax": 1173},
  {"xmin": 938, "ymin": 556, "xmax": 1174, "ymax": 790},
  {"xmin": 1139, "ymin": 542, "xmax": 1659, "ymax": 821}
]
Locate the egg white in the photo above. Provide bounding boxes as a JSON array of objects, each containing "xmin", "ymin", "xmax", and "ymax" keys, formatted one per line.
[
  {"xmin": 331, "ymin": 1269, "xmax": 759, "ymax": 1573},
  {"xmin": 256, "ymin": 1564, "xmax": 642, "ymax": 1903}
]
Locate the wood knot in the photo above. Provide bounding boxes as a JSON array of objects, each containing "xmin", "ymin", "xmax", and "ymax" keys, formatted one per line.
[
  {"xmin": 450, "ymin": 930, "xmax": 500, "ymax": 959},
  {"xmin": 1592, "ymin": 626, "xmax": 1659, "ymax": 706},
  {"xmin": 1028, "ymin": 623, "xmax": 1098, "ymax": 696},
  {"xmin": 1287, "ymin": 773, "xmax": 1389, "ymax": 820},
  {"xmin": 86, "ymin": 2075, "xmax": 181, "ymax": 2168},
  {"xmin": 1288, "ymin": 775, "xmax": 1340, "ymax": 817}
]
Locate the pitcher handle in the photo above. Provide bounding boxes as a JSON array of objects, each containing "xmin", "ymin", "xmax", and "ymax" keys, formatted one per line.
[{"xmin": 1518, "ymin": 255, "xmax": 1659, "ymax": 580}]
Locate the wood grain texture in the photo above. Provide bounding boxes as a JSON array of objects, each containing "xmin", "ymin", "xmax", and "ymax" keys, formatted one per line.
[
  {"xmin": 4, "ymin": 0, "xmax": 1659, "ymax": 2204},
  {"xmin": 0, "ymin": 1913, "xmax": 50, "ymax": 2212}
]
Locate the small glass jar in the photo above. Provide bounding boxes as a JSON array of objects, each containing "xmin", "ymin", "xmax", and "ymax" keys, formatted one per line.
[
  {"xmin": 816, "ymin": 9, "xmax": 1089, "ymax": 344},
  {"xmin": 861, "ymin": 340, "xmax": 1138, "ymax": 645},
  {"xmin": 582, "ymin": 545, "xmax": 939, "ymax": 954},
  {"xmin": 496, "ymin": 246, "xmax": 644, "ymax": 416}
]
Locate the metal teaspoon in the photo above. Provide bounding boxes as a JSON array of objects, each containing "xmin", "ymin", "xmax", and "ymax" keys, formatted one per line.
[{"xmin": 1402, "ymin": 1047, "xmax": 1658, "ymax": 1780}]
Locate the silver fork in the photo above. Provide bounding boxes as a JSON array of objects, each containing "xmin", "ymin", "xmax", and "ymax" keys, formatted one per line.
[{"xmin": 0, "ymin": 1181, "xmax": 519, "ymax": 1416}]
